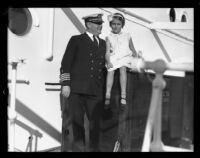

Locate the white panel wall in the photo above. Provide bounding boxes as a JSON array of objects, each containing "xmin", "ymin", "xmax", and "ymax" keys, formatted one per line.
[
  {"xmin": 8, "ymin": 8, "xmax": 77, "ymax": 151},
  {"xmin": 7, "ymin": 8, "xmax": 193, "ymax": 151}
]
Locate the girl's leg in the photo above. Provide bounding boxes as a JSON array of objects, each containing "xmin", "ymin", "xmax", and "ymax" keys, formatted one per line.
[
  {"xmin": 119, "ymin": 67, "xmax": 127, "ymax": 107},
  {"xmin": 105, "ymin": 71, "xmax": 115, "ymax": 107}
]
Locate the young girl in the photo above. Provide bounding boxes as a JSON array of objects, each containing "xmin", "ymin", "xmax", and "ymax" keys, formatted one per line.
[{"xmin": 105, "ymin": 13, "xmax": 137, "ymax": 110}]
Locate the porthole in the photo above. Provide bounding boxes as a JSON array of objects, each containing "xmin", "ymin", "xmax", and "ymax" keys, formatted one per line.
[
  {"xmin": 169, "ymin": 8, "xmax": 176, "ymax": 22},
  {"xmin": 8, "ymin": 8, "xmax": 32, "ymax": 36},
  {"xmin": 179, "ymin": 10, "xmax": 188, "ymax": 22},
  {"xmin": 181, "ymin": 14, "xmax": 187, "ymax": 22}
]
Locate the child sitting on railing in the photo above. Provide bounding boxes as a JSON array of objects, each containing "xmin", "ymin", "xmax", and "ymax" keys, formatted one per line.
[{"xmin": 105, "ymin": 12, "xmax": 139, "ymax": 110}]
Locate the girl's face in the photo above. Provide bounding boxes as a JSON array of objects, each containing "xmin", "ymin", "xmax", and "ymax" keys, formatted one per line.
[{"xmin": 110, "ymin": 18, "xmax": 123, "ymax": 34}]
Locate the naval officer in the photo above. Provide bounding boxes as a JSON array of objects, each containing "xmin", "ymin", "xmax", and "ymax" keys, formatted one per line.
[{"xmin": 60, "ymin": 13, "xmax": 106, "ymax": 152}]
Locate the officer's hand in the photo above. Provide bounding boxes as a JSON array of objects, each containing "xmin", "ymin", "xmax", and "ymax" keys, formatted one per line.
[{"xmin": 62, "ymin": 86, "xmax": 71, "ymax": 98}]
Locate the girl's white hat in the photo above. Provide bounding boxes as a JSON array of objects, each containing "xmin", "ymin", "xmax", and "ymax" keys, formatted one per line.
[{"xmin": 107, "ymin": 13, "xmax": 125, "ymax": 22}]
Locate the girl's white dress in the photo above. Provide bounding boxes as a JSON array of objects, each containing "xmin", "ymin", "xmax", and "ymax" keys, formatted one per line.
[{"xmin": 106, "ymin": 31, "xmax": 134, "ymax": 71}]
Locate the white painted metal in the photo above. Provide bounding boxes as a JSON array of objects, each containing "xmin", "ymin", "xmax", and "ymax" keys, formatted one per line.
[{"xmin": 7, "ymin": 8, "xmax": 193, "ymax": 152}]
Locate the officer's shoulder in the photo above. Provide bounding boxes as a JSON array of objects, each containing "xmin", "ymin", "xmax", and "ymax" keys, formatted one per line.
[
  {"xmin": 71, "ymin": 34, "xmax": 87, "ymax": 41},
  {"xmin": 71, "ymin": 34, "xmax": 82, "ymax": 39},
  {"xmin": 99, "ymin": 37, "xmax": 106, "ymax": 43}
]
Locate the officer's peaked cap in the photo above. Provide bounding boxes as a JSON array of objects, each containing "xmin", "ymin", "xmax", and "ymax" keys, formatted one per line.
[{"xmin": 82, "ymin": 13, "xmax": 104, "ymax": 23}]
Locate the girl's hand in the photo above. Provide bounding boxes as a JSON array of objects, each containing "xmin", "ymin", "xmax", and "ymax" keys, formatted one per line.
[
  {"xmin": 107, "ymin": 62, "xmax": 113, "ymax": 69},
  {"xmin": 137, "ymin": 51, "xmax": 143, "ymax": 58},
  {"xmin": 132, "ymin": 53, "xmax": 137, "ymax": 58}
]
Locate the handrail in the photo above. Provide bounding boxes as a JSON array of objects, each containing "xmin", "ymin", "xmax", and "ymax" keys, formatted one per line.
[
  {"xmin": 164, "ymin": 62, "xmax": 194, "ymax": 72},
  {"xmin": 8, "ymin": 79, "xmax": 30, "ymax": 85},
  {"xmin": 15, "ymin": 119, "xmax": 42, "ymax": 138},
  {"xmin": 139, "ymin": 59, "xmax": 193, "ymax": 152},
  {"xmin": 8, "ymin": 60, "xmax": 28, "ymax": 152},
  {"xmin": 45, "ymin": 82, "xmax": 61, "ymax": 91},
  {"xmin": 15, "ymin": 119, "xmax": 42, "ymax": 152},
  {"xmin": 144, "ymin": 60, "xmax": 194, "ymax": 72},
  {"xmin": 45, "ymin": 82, "xmax": 61, "ymax": 85}
]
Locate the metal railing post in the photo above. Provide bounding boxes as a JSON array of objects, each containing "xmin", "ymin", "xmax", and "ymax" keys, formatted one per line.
[
  {"xmin": 8, "ymin": 61, "xmax": 18, "ymax": 152},
  {"xmin": 150, "ymin": 73, "xmax": 166, "ymax": 152},
  {"xmin": 140, "ymin": 59, "xmax": 193, "ymax": 152},
  {"xmin": 8, "ymin": 59, "xmax": 27, "ymax": 152}
]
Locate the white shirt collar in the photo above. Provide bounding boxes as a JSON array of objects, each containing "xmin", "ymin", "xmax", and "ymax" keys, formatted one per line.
[
  {"xmin": 86, "ymin": 31, "xmax": 93, "ymax": 39},
  {"xmin": 110, "ymin": 31, "xmax": 123, "ymax": 36},
  {"xmin": 86, "ymin": 31, "xmax": 99, "ymax": 43}
]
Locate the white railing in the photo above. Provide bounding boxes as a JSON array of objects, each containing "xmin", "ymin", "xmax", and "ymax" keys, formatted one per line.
[
  {"xmin": 139, "ymin": 59, "xmax": 193, "ymax": 152},
  {"xmin": 8, "ymin": 59, "xmax": 30, "ymax": 152}
]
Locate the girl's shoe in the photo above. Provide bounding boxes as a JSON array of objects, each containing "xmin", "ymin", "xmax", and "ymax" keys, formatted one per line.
[
  {"xmin": 104, "ymin": 98, "xmax": 111, "ymax": 110},
  {"xmin": 120, "ymin": 97, "xmax": 127, "ymax": 111},
  {"xmin": 103, "ymin": 97, "xmax": 113, "ymax": 120}
]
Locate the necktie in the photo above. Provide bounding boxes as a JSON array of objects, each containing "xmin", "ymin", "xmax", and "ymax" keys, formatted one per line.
[{"xmin": 93, "ymin": 35, "xmax": 98, "ymax": 47}]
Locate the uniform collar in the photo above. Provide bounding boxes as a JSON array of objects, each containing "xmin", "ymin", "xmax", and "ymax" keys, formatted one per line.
[
  {"xmin": 86, "ymin": 31, "xmax": 99, "ymax": 43},
  {"xmin": 86, "ymin": 31, "xmax": 93, "ymax": 39}
]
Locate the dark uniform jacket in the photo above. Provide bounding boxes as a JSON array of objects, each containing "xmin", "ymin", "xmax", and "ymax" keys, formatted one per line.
[{"xmin": 60, "ymin": 32, "xmax": 106, "ymax": 96}]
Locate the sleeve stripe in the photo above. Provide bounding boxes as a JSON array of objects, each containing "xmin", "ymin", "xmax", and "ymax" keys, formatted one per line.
[
  {"xmin": 60, "ymin": 73, "xmax": 70, "ymax": 82},
  {"xmin": 60, "ymin": 76, "xmax": 70, "ymax": 80},
  {"xmin": 60, "ymin": 78, "xmax": 70, "ymax": 82},
  {"xmin": 60, "ymin": 73, "xmax": 70, "ymax": 77}
]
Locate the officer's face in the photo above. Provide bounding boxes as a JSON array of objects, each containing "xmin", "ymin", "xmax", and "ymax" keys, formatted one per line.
[
  {"xmin": 110, "ymin": 18, "xmax": 122, "ymax": 34},
  {"xmin": 88, "ymin": 22, "xmax": 103, "ymax": 36}
]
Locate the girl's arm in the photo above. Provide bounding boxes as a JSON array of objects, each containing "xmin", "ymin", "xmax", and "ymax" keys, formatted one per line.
[
  {"xmin": 129, "ymin": 38, "xmax": 137, "ymax": 57},
  {"xmin": 105, "ymin": 37, "xmax": 113, "ymax": 68}
]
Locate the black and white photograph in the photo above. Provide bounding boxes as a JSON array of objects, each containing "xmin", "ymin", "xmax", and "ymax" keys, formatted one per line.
[{"xmin": 4, "ymin": 6, "xmax": 194, "ymax": 152}]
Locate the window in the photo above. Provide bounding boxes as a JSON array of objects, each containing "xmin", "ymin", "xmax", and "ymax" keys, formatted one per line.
[
  {"xmin": 179, "ymin": 10, "xmax": 188, "ymax": 22},
  {"xmin": 169, "ymin": 8, "xmax": 176, "ymax": 22},
  {"xmin": 181, "ymin": 14, "xmax": 187, "ymax": 22},
  {"xmin": 8, "ymin": 8, "xmax": 32, "ymax": 36}
]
